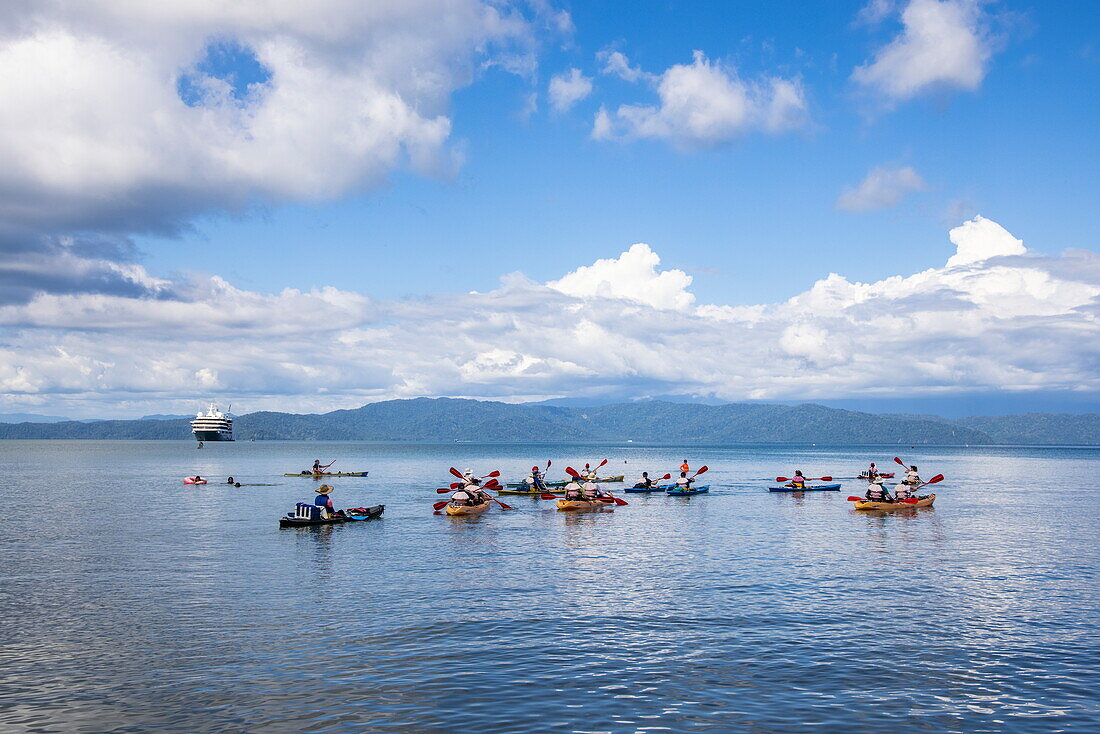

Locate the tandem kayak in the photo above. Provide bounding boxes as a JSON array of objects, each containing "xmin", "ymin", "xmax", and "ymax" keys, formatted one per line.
[
  {"xmin": 497, "ymin": 487, "xmax": 564, "ymax": 495},
  {"xmin": 768, "ymin": 484, "xmax": 842, "ymax": 492},
  {"xmin": 504, "ymin": 474, "xmax": 625, "ymax": 488},
  {"xmin": 854, "ymin": 494, "xmax": 935, "ymax": 511},
  {"xmin": 279, "ymin": 504, "xmax": 384, "ymax": 527},
  {"xmin": 284, "ymin": 471, "xmax": 369, "ymax": 477},
  {"xmin": 556, "ymin": 498, "xmax": 616, "ymax": 511},
  {"xmin": 445, "ymin": 501, "xmax": 491, "ymax": 516},
  {"xmin": 624, "ymin": 484, "xmax": 671, "ymax": 493},
  {"xmin": 666, "ymin": 485, "xmax": 710, "ymax": 496}
]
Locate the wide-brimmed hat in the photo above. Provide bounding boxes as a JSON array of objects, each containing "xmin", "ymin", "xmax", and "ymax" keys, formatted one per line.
[{"xmin": 315, "ymin": 484, "xmax": 334, "ymax": 494}]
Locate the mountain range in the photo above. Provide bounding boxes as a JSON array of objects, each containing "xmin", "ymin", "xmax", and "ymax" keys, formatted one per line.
[{"xmin": 0, "ymin": 398, "xmax": 1096, "ymax": 445}]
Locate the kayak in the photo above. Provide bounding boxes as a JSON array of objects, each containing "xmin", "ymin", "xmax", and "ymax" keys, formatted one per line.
[
  {"xmin": 284, "ymin": 471, "xmax": 369, "ymax": 477},
  {"xmin": 858, "ymin": 472, "xmax": 894, "ymax": 479},
  {"xmin": 624, "ymin": 485, "xmax": 671, "ymax": 493},
  {"xmin": 504, "ymin": 474, "xmax": 625, "ymax": 488},
  {"xmin": 854, "ymin": 494, "xmax": 935, "ymax": 511},
  {"xmin": 768, "ymin": 484, "xmax": 842, "ymax": 492},
  {"xmin": 497, "ymin": 487, "xmax": 564, "ymax": 495},
  {"xmin": 666, "ymin": 485, "xmax": 710, "ymax": 496},
  {"xmin": 445, "ymin": 501, "xmax": 491, "ymax": 516},
  {"xmin": 557, "ymin": 498, "xmax": 616, "ymax": 511},
  {"xmin": 279, "ymin": 504, "xmax": 384, "ymax": 527}
]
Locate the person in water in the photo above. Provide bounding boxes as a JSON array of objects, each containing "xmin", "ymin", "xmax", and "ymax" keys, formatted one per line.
[
  {"xmin": 675, "ymin": 471, "xmax": 694, "ymax": 489},
  {"xmin": 314, "ymin": 485, "xmax": 338, "ymax": 518},
  {"xmin": 226, "ymin": 476, "xmax": 234, "ymax": 484},
  {"xmin": 865, "ymin": 476, "xmax": 892, "ymax": 502},
  {"xmin": 197, "ymin": 441, "xmax": 204, "ymax": 449},
  {"xmin": 788, "ymin": 471, "xmax": 806, "ymax": 489}
]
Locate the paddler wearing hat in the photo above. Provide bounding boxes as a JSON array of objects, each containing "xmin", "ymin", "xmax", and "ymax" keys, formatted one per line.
[{"xmin": 314, "ymin": 484, "xmax": 339, "ymax": 518}]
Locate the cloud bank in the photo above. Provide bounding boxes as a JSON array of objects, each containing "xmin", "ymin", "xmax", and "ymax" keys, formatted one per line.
[
  {"xmin": 837, "ymin": 166, "xmax": 927, "ymax": 212},
  {"xmin": 2, "ymin": 218, "xmax": 1097, "ymax": 417}
]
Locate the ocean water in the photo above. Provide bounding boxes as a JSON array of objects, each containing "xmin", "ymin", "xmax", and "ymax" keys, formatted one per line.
[{"xmin": 0, "ymin": 440, "xmax": 1097, "ymax": 733}]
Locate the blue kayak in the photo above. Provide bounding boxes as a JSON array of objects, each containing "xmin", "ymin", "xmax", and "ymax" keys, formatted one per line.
[
  {"xmin": 768, "ymin": 484, "xmax": 842, "ymax": 492},
  {"xmin": 624, "ymin": 484, "xmax": 671, "ymax": 493},
  {"xmin": 666, "ymin": 485, "xmax": 710, "ymax": 496}
]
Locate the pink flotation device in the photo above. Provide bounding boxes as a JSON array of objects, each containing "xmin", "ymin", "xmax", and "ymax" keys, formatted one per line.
[{"xmin": 183, "ymin": 477, "xmax": 207, "ymax": 485}]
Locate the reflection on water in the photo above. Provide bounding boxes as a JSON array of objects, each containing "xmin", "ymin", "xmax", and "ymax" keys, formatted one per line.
[{"xmin": 0, "ymin": 440, "xmax": 1097, "ymax": 732}]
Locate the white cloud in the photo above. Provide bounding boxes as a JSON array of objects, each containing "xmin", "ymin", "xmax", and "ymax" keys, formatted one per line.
[
  {"xmin": 548, "ymin": 67, "xmax": 593, "ymax": 112},
  {"xmin": 593, "ymin": 51, "xmax": 807, "ymax": 147},
  {"xmin": 547, "ymin": 243, "xmax": 695, "ymax": 311},
  {"xmin": 598, "ymin": 50, "xmax": 649, "ymax": 83},
  {"xmin": 836, "ymin": 165, "xmax": 927, "ymax": 212},
  {"xmin": 853, "ymin": 0, "xmax": 993, "ymax": 102},
  {"xmin": 0, "ymin": 1, "xmax": 541, "ymax": 237},
  {"xmin": 946, "ymin": 215, "xmax": 1025, "ymax": 267},
  {"xmin": 2, "ymin": 217, "xmax": 1097, "ymax": 417}
]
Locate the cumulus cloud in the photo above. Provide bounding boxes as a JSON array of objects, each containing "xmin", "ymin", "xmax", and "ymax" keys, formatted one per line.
[
  {"xmin": 598, "ymin": 50, "xmax": 649, "ymax": 83},
  {"xmin": 0, "ymin": 1, "xmax": 542, "ymax": 238},
  {"xmin": 836, "ymin": 165, "xmax": 927, "ymax": 212},
  {"xmin": 2, "ymin": 218, "xmax": 1097, "ymax": 417},
  {"xmin": 853, "ymin": 0, "xmax": 994, "ymax": 102},
  {"xmin": 591, "ymin": 50, "xmax": 807, "ymax": 148},
  {"xmin": 548, "ymin": 67, "xmax": 593, "ymax": 112}
]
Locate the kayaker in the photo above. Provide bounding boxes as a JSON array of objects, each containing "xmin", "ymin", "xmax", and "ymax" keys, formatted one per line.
[
  {"xmin": 525, "ymin": 466, "xmax": 546, "ymax": 491},
  {"xmin": 865, "ymin": 476, "xmax": 892, "ymax": 502},
  {"xmin": 865, "ymin": 462, "xmax": 878, "ymax": 479},
  {"xmin": 895, "ymin": 466, "xmax": 921, "ymax": 500},
  {"xmin": 633, "ymin": 471, "xmax": 655, "ymax": 489},
  {"xmin": 450, "ymin": 488, "xmax": 477, "ymax": 506},
  {"xmin": 581, "ymin": 477, "xmax": 603, "ymax": 499},
  {"xmin": 314, "ymin": 485, "xmax": 338, "ymax": 518},
  {"xmin": 680, "ymin": 459, "xmax": 690, "ymax": 473},
  {"xmin": 788, "ymin": 471, "xmax": 806, "ymax": 489},
  {"xmin": 563, "ymin": 480, "xmax": 584, "ymax": 501},
  {"xmin": 675, "ymin": 471, "xmax": 694, "ymax": 489}
]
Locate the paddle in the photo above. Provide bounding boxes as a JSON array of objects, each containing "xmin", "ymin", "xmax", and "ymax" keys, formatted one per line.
[
  {"xmin": 449, "ymin": 467, "xmax": 464, "ymax": 479},
  {"xmin": 776, "ymin": 476, "xmax": 832, "ymax": 482},
  {"xmin": 539, "ymin": 493, "xmax": 558, "ymax": 500},
  {"xmin": 482, "ymin": 471, "xmax": 501, "ymax": 478},
  {"xmin": 433, "ymin": 500, "xmax": 450, "ymax": 510}
]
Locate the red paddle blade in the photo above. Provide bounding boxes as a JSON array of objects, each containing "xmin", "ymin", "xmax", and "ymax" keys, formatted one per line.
[
  {"xmin": 484, "ymin": 471, "xmax": 501, "ymax": 478},
  {"xmin": 598, "ymin": 459, "xmax": 608, "ymax": 468},
  {"xmin": 817, "ymin": 476, "xmax": 832, "ymax": 482},
  {"xmin": 540, "ymin": 493, "xmax": 557, "ymax": 500},
  {"xmin": 436, "ymin": 488, "xmax": 452, "ymax": 494},
  {"xmin": 920, "ymin": 474, "xmax": 944, "ymax": 488},
  {"xmin": 494, "ymin": 499, "xmax": 513, "ymax": 510},
  {"xmin": 613, "ymin": 497, "xmax": 628, "ymax": 506},
  {"xmin": 483, "ymin": 481, "xmax": 500, "ymax": 490},
  {"xmin": 449, "ymin": 467, "xmax": 464, "ymax": 479},
  {"xmin": 661, "ymin": 474, "xmax": 671, "ymax": 480},
  {"xmin": 903, "ymin": 498, "xmax": 920, "ymax": 504},
  {"xmin": 450, "ymin": 482, "xmax": 462, "ymax": 489},
  {"xmin": 433, "ymin": 500, "xmax": 449, "ymax": 510},
  {"xmin": 846, "ymin": 496, "xmax": 862, "ymax": 501},
  {"xmin": 565, "ymin": 466, "xmax": 581, "ymax": 478},
  {"xmin": 775, "ymin": 477, "xmax": 790, "ymax": 482},
  {"xmin": 894, "ymin": 456, "xmax": 906, "ymax": 467},
  {"xmin": 546, "ymin": 460, "xmax": 552, "ymax": 469},
  {"xmin": 694, "ymin": 465, "xmax": 709, "ymax": 476}
]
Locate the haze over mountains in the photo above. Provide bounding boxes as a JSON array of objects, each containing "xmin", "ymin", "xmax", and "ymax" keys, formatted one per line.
[{"xmin": 0, "ymin": 399, "xmax": 1095, "ymax": 445}]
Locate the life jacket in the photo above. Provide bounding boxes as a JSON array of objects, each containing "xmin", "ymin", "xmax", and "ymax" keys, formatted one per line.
[
  {"xmin": 866, "ymin": 484, "xmax": 887, "ymax": 500},
  {"xmin": 451, "ymin": 490, "xmax": 472, "ymax": 505},
  {"xmin": 894, "ymin": 485, "xmax": 912, "ymax": 499},
  {"xmin": 564, "ymin": 482, "xmax": 582, "ymax": 499}
]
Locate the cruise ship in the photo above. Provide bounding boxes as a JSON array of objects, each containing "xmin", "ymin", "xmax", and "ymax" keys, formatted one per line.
[{"xmin": 191, "ymin": 404, "xmax": 233, "ymax": 442}]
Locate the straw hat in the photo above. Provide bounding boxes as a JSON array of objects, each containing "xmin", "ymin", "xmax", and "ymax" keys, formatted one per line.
[{"xmin": 315, "ymin": 484, "xmax": 334, "ymax": 495}]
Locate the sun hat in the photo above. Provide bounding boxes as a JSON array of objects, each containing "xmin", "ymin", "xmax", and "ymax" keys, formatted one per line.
[{"xmin": 315, "ymin": 484, "xmax": 334, "ymax": 495}]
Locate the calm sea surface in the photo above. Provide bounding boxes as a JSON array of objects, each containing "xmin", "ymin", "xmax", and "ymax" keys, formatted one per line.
[{"xmin": 0, "ymin": 440, "xmax": 1097, "ymax": 733}]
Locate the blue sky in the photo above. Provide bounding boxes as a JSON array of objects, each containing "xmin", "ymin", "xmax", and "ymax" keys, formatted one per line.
[
  {"xmin": 146, "ymin": 0, "xmax": 1099, "ymax": 306},
  {"xmin": 0, "ymin": 1, "xmax": 1098, "ymax": 418}
]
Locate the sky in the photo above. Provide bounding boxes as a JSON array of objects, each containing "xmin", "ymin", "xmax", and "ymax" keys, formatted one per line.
[{"xmin": 0, "ymin": 0, "xmax": 1098, "ymax": 419}]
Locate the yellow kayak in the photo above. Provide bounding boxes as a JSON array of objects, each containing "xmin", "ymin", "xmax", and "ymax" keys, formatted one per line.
[
  {"xmin": 854, "ymin": 493, "xmax": 935, "ymax": 511},
  {"xmin": 445, "ymin": 502, "xmax": 491, "ymax": 516},
  {"xmin": 556, "ymin": 498, "xmax": 615, "ymax": 511}
]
